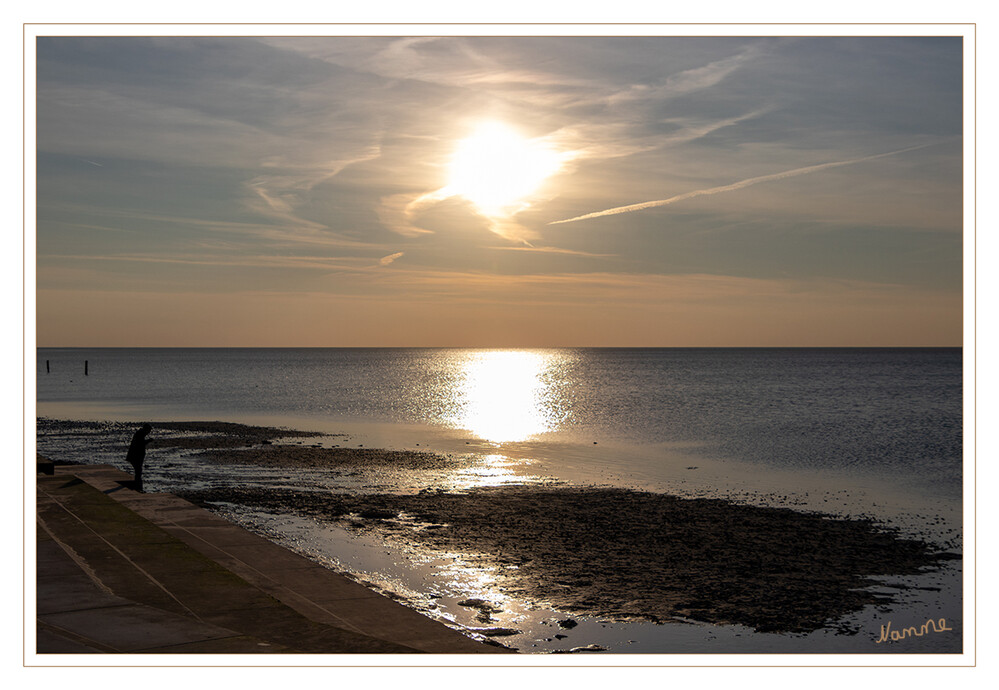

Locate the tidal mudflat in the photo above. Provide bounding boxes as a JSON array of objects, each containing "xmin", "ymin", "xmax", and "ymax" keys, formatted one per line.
[
  {"xmin": 37, "ymin": 418, "xmax": 962, "ymax": 653},
  {"xmin": 178, "ymin": 482, "xmax": 957, "ymax": 635}
]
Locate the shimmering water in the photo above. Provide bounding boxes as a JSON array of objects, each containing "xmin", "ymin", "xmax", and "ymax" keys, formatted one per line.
[
  {"xmin": 34, "ymin": 347, "xmax": 964, "ymax": 654},
  {"xmin": 35, "ymin": 347, "xmax": 962, "ymax": 491}
]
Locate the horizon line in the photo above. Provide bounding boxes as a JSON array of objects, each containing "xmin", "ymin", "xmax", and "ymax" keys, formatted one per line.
[{"xmin": 33, "ymin": 344, "xmax": 964, "ymax": 349}]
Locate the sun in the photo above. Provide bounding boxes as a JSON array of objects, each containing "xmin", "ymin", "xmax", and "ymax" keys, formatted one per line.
[{"xmin": 445, "ymin": 122, "xmax": 567, "ymax": 214}]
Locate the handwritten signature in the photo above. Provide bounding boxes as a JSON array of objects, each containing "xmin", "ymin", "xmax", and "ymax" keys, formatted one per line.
[{"xmin": 875, "ymin": 618, "xmax": 953, "ymax": 644}]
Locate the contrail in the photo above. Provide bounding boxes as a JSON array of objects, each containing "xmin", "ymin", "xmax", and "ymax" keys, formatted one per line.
[{"xmin": 549, "ymin": 143, "xmax": 936, "ymax": 225}]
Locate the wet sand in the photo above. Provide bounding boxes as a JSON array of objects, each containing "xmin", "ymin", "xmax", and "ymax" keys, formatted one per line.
[{"xmin": 135, "ymin": 421, "xmax": 964, "ymax": 636}]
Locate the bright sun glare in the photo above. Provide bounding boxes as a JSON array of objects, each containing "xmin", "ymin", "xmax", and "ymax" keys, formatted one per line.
[
  {"xmin": 457, "ymin": 350, "xmax": 556, "ymax": 443},
  {"xmin": 445, "ymin": 122, "xmax": 567, "ymax": 214}
]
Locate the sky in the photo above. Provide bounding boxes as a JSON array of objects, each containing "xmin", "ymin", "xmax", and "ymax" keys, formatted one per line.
[{"xmin": 34, "ymin": 34, "xmax": 965, "ymax": 347}]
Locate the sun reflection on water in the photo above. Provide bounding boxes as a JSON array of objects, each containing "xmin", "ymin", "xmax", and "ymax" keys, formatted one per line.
[
  {"xmin": 453, "ymin": 453, "xmax": 524, "ymax": 489},
  {"xmin": 453, "ymin": 350, "xmax": 566, "ymax": 443}
]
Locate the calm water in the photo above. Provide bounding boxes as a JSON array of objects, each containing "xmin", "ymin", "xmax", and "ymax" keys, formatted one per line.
[
  {"xmin": 34, "ymin": 348, "xmax": 964, "ymax": 654},
  {"xmin": 36, "ymin": 347, "xmax": 962, "ymax": 492}
]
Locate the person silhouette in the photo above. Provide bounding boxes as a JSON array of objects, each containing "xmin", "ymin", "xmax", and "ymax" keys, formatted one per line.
[{"xmin": 126, "ymin": 424, "xmax": 153, "ymax": 492}]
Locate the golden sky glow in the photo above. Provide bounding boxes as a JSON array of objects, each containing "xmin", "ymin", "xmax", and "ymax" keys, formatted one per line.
[
  {"xmin": 445, "ymin": 122, "xmax": 570, "ymax": 215},
  {"xmin": 391, "ymin": 121, "xmax": 576, "ymax": 243},
  {"xmin": 33, "ymin": 35, "xmax": 965, "ymax": 346}
]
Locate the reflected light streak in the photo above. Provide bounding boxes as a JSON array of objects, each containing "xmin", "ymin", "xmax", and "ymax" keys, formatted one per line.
[
  {"xmin": 454, "ymin": 453, "xmax": 524, "ymax": 489},
  {"xmin": 457, "ymin": 350, "xmax": 559, "ymax": 443}
]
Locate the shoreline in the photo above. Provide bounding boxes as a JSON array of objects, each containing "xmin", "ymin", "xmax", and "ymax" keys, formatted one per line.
[{"xmin": 35, "ymin": 417, "xmax": 964, "ymax": 654}]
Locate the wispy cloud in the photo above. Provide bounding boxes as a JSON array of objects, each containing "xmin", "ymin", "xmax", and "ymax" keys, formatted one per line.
[
  {"xmin": 243, "ymin": 144, "xmax": 383, "ymax": 231},
  {"xmin": 379, "ymin": 252, "xmax": 404, "ymax": 266},
  {"xmin": 41, "ymin": 252, "xmax": 375, "ymax": 271},
  {"xmin": 488, "ymin": 246, "xmax": 615, "ymax": 258},
  {"xmin": 35, "ymin": 37, "xmax": 964, "ymax": 346},
  {"xmin": 379, "ymin": 188, "xmax": 541, "ymax": 244},
  {"xmin": 551, "ymin": 143, "xmax": 939, "ymax": 225},
  {"xmin": 376, "ymin": 192, "xmax": 442, "ymax": 239},
  {"xmin": 548, "ymin": 109, "xmax": 768, "ymax": 165},
  {"xmin": 607, "ymin": 44, "xmax": 764, "ymax": 105},
  {"xmin": 377, "ymin": 125, "xmax": 579, "ymax": 244},
  {"xmin": 50, "ymin": 204, "xmax": 382, "ymax": 251},
  {"xmin": 662, "ymin": 45, "xmax": 764, "ymax": 95}
]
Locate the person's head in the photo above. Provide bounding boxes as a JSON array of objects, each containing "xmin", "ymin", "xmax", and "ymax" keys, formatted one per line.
[{"xmin": 140, "ymin": 423, "xmax": 152, "ymax": 435}]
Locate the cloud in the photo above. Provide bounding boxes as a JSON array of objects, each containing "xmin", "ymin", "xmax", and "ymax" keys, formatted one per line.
[
  {"xmin": 488, "ymin": 246, "xmax": 615, "ymax": 258},
  {"xmin": 40, "ymin": 252, "xmax": 375, "ymax": 272},
  {"xmin": 379, "ymin": 189, "xmax": 542, "ymax": 245},
  {"xmin": 376, "ymin": 124, "xmax": 580, "ymax": 244},
  {"xmin": 379, "ymin": 252, "xmax": 404, "ymax": 266},
  {"xmin": 607, "ymin": 44, "xmax": 764, "ymax": 105},
  {"xmin": 53, "ymin": 204, "xmax": 380, "ymax": 251},
  {"xmin": 35, "ymin": 37, "xmax": 964, "ymax": 346},
  {"xmin": 376, "ymin": 192, "xmax": 442, "ymax": 238},
  {"xmin": 360, "ymin": 37, "xmax": 598, "ymax": 93},
  {"xmin": 662, "ymin": 45, "xmax": 764, "ymax": 95},
  {"xmin": 264, "ymin": 39, "xmax": 773, "ymax": 244},
  {"xmin": 545, "ymin": 109, "xmax": 768, "ymax": 165},
  {"xmin": 480, "ymin": 216, "xmax": 540, "ymax": 245},
  {"xmin": 551, "ymin": 143, "xmax": 939, "ymax": 225}
]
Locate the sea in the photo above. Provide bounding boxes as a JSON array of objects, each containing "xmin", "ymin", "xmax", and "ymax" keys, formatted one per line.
[{"xmin": 33, "ymin": 347, "xmax": 965, "ymax": 655}]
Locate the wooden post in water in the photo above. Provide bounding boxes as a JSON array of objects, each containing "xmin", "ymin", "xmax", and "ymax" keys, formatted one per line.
[
  {"xmin": 46, "ymin": 360, "xmax": 50, "ymax": 374},
  {"xmin": 85, "ymin": 360, "xmax": 88, "ymax": 376}
]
